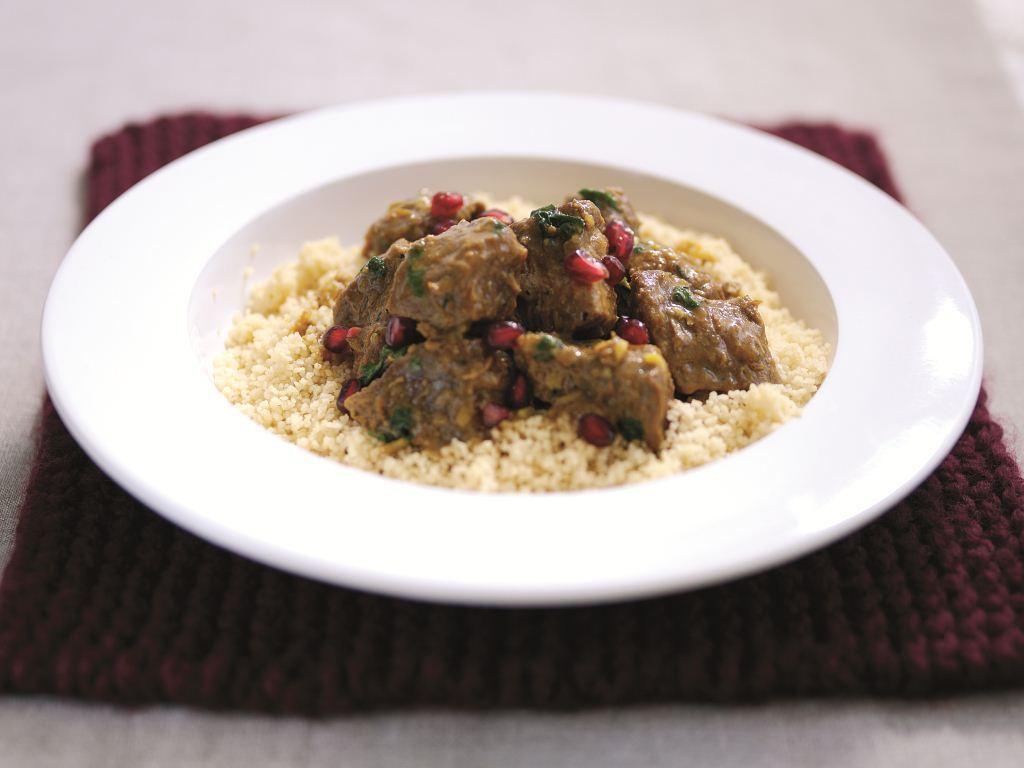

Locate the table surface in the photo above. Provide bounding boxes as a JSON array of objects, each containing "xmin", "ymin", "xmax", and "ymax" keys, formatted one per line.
[{"xmin": 2, "ymin": 0, "xmax": 1024, "ymax": 765}]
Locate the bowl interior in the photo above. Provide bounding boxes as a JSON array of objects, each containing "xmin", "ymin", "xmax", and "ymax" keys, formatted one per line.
[{"xmin": 188, "ymin": 156, "xmax": 837, "ymax": 375}]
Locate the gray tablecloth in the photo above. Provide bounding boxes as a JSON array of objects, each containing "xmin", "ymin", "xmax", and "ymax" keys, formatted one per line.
[{"xmin": 2, "ymin": 0, "xmax": 1023, "ymax": 765}]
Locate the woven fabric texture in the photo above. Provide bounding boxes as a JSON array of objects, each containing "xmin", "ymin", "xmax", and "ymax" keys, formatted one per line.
[{"xmin": 1, "ymin": 114, "xmax": 1022, "ymax": 714}]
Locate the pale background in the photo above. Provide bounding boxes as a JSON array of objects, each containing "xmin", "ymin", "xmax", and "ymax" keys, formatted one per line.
[{"xmin": 2, "ymin": 0, "xmax": 1024, "ymax": 765}]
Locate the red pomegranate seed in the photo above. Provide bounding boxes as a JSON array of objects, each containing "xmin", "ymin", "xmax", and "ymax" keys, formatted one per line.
[
  {"xmin": 615, "ymin": 316, "xmax": 650, "ymax": 345},
  {"xmin": 578, "ymin": 413, "xmax": 615, "ymax": 447},
  {"xmin": 429, "ymin": 218, "xmax": 456, "ymax": 235},
  {"xmin": 564, "ymin": 249, "xmax": 609, "ymax": 284},
  {"xmin": 479, "ymin": 208, "xmax": 513, "ymax": 225},
  {"xmin": 507, "ymin": 372, "xmax": 530, "ymax": 410},
  {"xmin": 385, "ymin": 315, "xmax": 415, "ymax": 347},
  {"xmin": 605, "ymin": 220, "xmax": 635, "ymax": 261},
  {"xmin": 486, "ymin": 320, "xmax": 525, "ymax": 350},
  {"xmin": 482, "ymin": 403, "xmax": 511, "ymax": 428},
  {"xmin": 603, "ymin": 255, "xmax": 625, "ymax": 285},
  {"xmin": 322, "ymin": 325, "xmax": 350, "ymax": 353},
  {"xmin": 336, "ymin": 378, "xmax": 361, "ymax": 414},
  {"xmin": 430, "ymin": 191, "xmax": 464, "ymax": 218},
  {"xmin": 346, "ymin": 326, "xmax": 361, "ymax": 339}
]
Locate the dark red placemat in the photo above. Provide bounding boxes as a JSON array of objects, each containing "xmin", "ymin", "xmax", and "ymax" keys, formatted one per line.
[{"xmin": 1, "ymin": 114, "xmax": 1023, "ymax": 713}]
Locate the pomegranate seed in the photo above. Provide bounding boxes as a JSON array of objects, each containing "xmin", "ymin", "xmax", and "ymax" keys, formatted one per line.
[
  {"xmin": 603, "ymin": 255, "xmax": 625, "ymax": 285},
  {"xmin": 346, "ymin": 326, "xmax": 361, "ymax": 339},
  {"xmin": 578, "ymin": 413, "xmax": 615, "ymax": 447},
  {"xmin": 430, "ymin": 191, "xmax": 464, "ymax": 218},
  {"xmin": 507, "ymin": 372, "xmax": 531, "ymax": 409},
  {"xmin": 564, "ymin": 249, "xmax": 609, "ymax": 284},
  {"xmin": 336, "ymin": 378, "xmax": 361, "ymax": 415},
  {"xmin": 479, "ymin": 208, "xmax": 513, "ymax": 225},
  {"xmin": 615, "ymin": 316, "xmax": 650, "ymax": 345},
  {"xmin": 605, "ymin": 220, "xmax": 634, "ymax": 261},
  {"xmin": 429, "ymin": 218, "xmax": 456, "ymax": 235},
  {"xmin": 486, "ymin": 320, "xmax": 525, "ymax": 350},
  {"xmin": 322, "ymin": 325, "xmax": 350, "ymax": 353},
  {"xmin": 385, "ymin": 316, "xmax": 415, "ymax": 347},
  {"xmin": 482, "ymin": 403, "xmax": 511, "ymax": 428}
]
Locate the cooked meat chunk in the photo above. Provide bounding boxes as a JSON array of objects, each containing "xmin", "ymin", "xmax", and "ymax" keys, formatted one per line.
[
  {"xmin": 333, "ymin": 241, "xmax": 408, "ymax": 371},
  {"xmin": 344, "ymin": 337, "xmax": 512, "ymax": 449},
  {"xmin": 334, "ymin": 244, "xmax": 404, "ymax": 326},
  {"xmin": 574, "ymin": 186, "xmax": 641, "ymax": 232},
  {"xmin": 631, "ymin": 269, "xmax": 778, "ymax": 395},
  {"xmin": 513, "ymin": 198, "xmax": 617, "ymax": 336},
  {"xmin": 629, "ymin": 241, "xmax": 739, "ymax": 300},
  {"xmin": 387, "ymin": 218, "xmax": 526, "ymax": 335},
  {"xmin": 350, "ymin": 322, "xmax": 388, "ymax": 382},
  {"xmin": 514, "ymin": 333, "xmax": 672, "ymax": 450},
  {"xmin": 362, "ymin": 192, "xmax": 484, "ymax": 258}
]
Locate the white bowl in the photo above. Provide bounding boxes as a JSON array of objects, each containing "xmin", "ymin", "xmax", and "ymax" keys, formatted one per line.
[{"xmin": 41, "ymin": 93, "xmax": 981, "ymax": 605}]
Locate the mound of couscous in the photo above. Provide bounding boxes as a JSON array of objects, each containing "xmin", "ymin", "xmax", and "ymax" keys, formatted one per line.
[{"xmin": 212, "ymin": 196, "xmax": 829, "ymax": 492}]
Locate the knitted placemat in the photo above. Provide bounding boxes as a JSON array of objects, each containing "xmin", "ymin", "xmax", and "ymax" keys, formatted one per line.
[{"xmin": 1, "ymin": 114, "xmax": 1023, "ymax": 714}]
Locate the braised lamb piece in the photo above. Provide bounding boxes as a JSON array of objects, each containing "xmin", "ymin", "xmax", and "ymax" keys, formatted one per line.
[
  {"xmin": 343, "ymin": 337, "xmax": 511, "ymax": 449},
  {"xmin": 572, "ymin": 187, "xmax": 640, "ymax": 271},
  {"xmin": 334, "ymin": 216, "xmax": 526, "ymax": 374},
  {"xmin": 514, "ymin": 333, "xmax": 672, "ymax": 450},
  {"xmin": 388, "ymin": 217, "xmax": 526, "ymax": 335},
  {"xmin": 630, "ymin": 269, "xmax": 778, "ymax": 395},
  {"xmin": 629, "ymin": 241, "xmax": 740, "ymax": 300},
  {"xmin": 332, "ymin": 240, "xmax": 408, "ymax": 372},
  {"xmin": 513, "ymin": 198, "xmax": 617, "ymax": 336},
  {"xmin": 362, "ymin": 191, "xmax": 484, "ymax": 258},
  {"xmin": 574, "ymin": 186, "xmax": 642, "ymax": 232}
]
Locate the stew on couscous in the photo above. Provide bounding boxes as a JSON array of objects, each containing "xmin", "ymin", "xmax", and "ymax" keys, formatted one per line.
[{"xmin": 320, "ymin": 187, "xmax": 780, "ymax": 451}]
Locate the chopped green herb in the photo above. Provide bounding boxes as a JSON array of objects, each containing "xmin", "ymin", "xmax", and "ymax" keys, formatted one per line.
[
  {"xmin": 530, "ymin": 205, "xmax": 585, "ymax": 240},
  {"xmin": 365, "ymin": 256, "xmax": 387, "ymax": 277},
  {"xmin": 367, "ymin": 429, "xmax": 395, "ymax": 443},
  {"xmin": 389, "ymin": 407, "xmax": 414, "ymax": 435},
  {"xmin": 408, "ymin": 354, "xmax": 423, "ymax": 373},
  {"xmin": 618, "ymin": 417, "xmax": 645, "ymax": 442},
  {"xmin": 405, "ymin": 245, "xmax": 426, "ymax": 297},
  {"xmin": 533, "ymin": 333, "xmax": 565, "ymax": 362},
  {"xmin": 368, "ymin": 406, "xmax": 414, "ymax": 443},
  {"xmin": 671, "ymin": 285, "xmax": 701, "ymax": 310},
  {"xmin": 358, "ymin": 344, "xmax": 406, "ymax": 386},
  {"xmin": 579, "ymin": 188, "xmax": 620, "ymax": 211},
  {"xmin": 491, "ymin": 219, "xmax": 506, "ymax": 232},
  {"xmin": 358, "ymin": 358, "xmax": 386, "ymax": 386}
]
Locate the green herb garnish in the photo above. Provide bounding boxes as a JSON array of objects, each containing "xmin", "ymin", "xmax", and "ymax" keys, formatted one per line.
[
  {"xmin": 358, "ymin": 344, "xmax": 407, "ymax": 386},
  {"xmin": 368, "ymin": 406, "xmax": 414, "ymax": 443},
  {"xmin": 389, "ymin": 407, "xmax": 413, "ymax": 435},
  {"xmin": 633, "ymin": 244, "xmax": 647, "ymax": 254},
  {"xmin": 579, "ymin": 188, "xmax": 620, "ymax": 211},
  {"xmin": 671, "ymin": 285, "xmax": 701, "ymax": 310},
  {"xmin": 618, "ymin": 417, "xmax": 645, "ymax": 442},
  {"xmin": 409, "ymin": 354, "xmax": 423, "ymax": 373},
  {"xmin": 358, "ymin": 357, "xmax": 386, "ymax": 386},
  {"xmin": 405, "ymin": 245, "xmax": 426, "ymax": 297},
  {"xmin": 365, "ymin": 255, "xmax": 387, "ymax": 277},
  {"xmin": 533, "ymin": 333, "xmax": 565, "ymax": 362},
  {"xmin": 530, "ymin": 205, "xmax": 585, "ymax": 240},
  {"xmin": 491, "ymin": 219, "xmax": 506, "ymax": 232}
]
